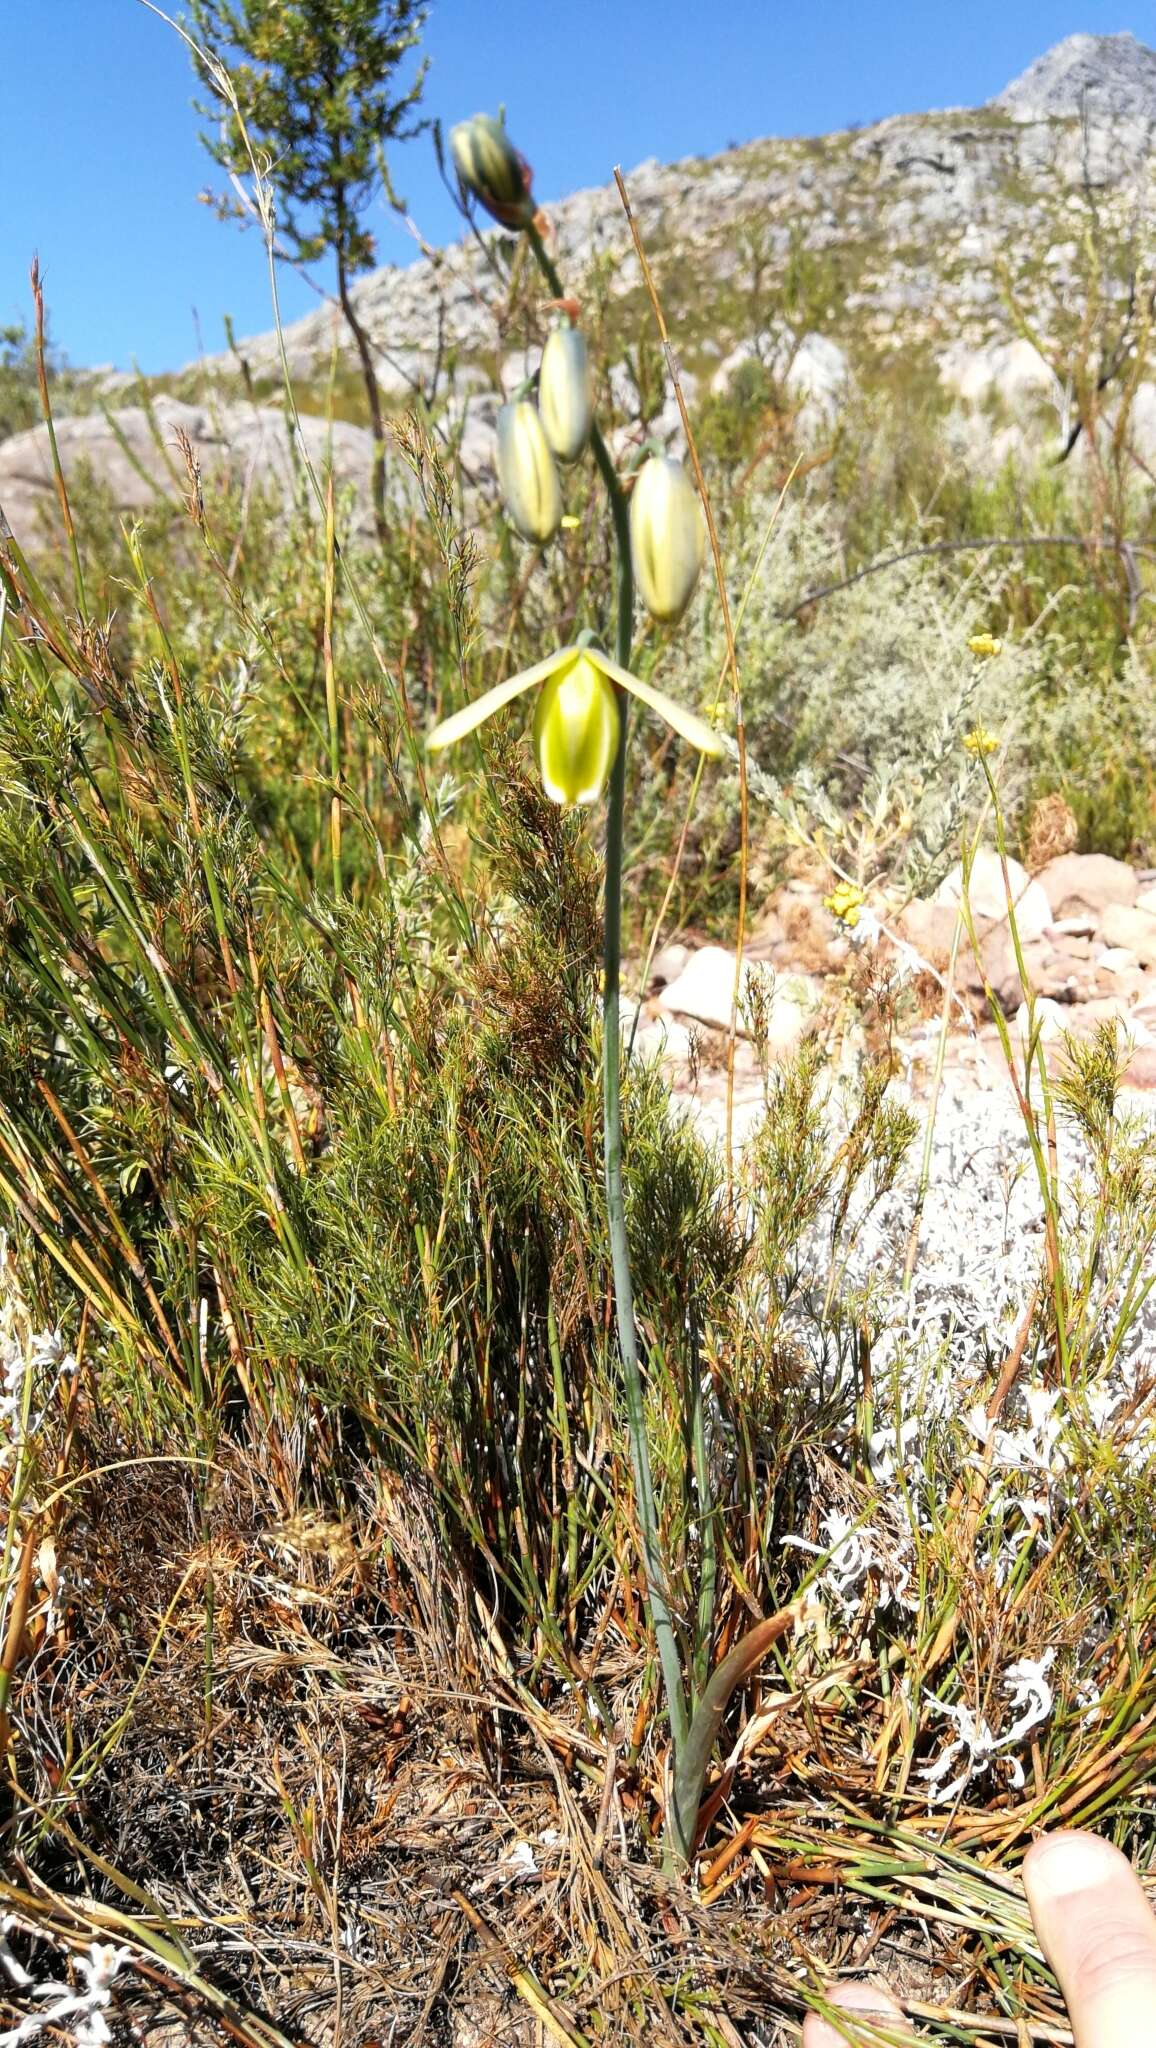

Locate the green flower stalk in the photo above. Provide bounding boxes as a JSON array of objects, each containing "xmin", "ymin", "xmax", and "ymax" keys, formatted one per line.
[
  {"xmin": 539, "ymin": 325, "xmax": 594, "ymax": 463},
  {"xmin": 496, "ymin": 400, "xmax": 563, "ymax": 544},
  {"xmin": 436, "ymin": 139, "xmax": 769, "ymax": 1875}
]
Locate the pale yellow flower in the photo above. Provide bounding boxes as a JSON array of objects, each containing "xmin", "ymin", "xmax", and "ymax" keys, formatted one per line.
[
  {"xmin": 630, "ymin": 456, "xmax": 706, "ymax": 624},
  {"xmin": 449, "ymin": 114, "xmax": 534, "ymax": 229},
  {"xmin": 496, "ymin": 401, "xmax": 562, "ymax": 545},
  {"xmin": 428, "ymin": 644, "xmax": 724, "ymax": 808},
  {"xmin": 539, "ymin": 327, "xmax": 594, "ymax": 464}
]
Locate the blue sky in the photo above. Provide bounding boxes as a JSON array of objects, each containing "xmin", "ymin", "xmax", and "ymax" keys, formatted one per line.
[{"xmin": 0, "ymin": 1, "xmax": 1147, "ymax": 373}]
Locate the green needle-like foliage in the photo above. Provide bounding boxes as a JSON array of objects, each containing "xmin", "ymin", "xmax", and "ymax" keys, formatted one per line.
[{"xmin": 189, "ymin": 0, "xmax": 430, "ymax": 538}]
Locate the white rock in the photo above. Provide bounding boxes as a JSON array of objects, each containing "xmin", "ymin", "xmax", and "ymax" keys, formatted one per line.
[
  {"xmin": 1101, "ymin": 902, "xmax": 1156, "ymax": 966},
  {"xmin": 656, "ymin": 946, "xmax": 816, "ymax": 1053},
  {"xmin": 632, "ymin": 1014, "xmax": 694, "ymax": 1065},
  {"xmin": 933, "ymin": 851, "xmax": 1052, "ymax": 941},
  {"xmin": 711, "ymin": 331, "xmax": 847, "ymax": 422},
  {"xmin": 1014, "ymin": 999, "xmax": 1067, "ymax": 1045},
  {"xmin": 1127, "ymin": 384, "xmax": 1156, "ymax": 468},
  {"xmin": 938, "ymin": 337, "xmax": 1056, "ymax": 408},
  {"xmin": 0, "ymin": 397, "xmax": 382, "ymax": 545},
  {"xmin": 994, "ymin": 32, "xmax": 1156, "ymax": 123},
  {"xmin": 785, "ymin": 334, "xmax": 848, "ymax": 421},
  {"xmin": 648, "ymin": 943, "xmax": 691, "ymax": 988},
  {"xmin": 656, "ymin": 946, "xmax": 749, "ymax": 1032},
  {"xmin": 1039, "ymin": 853, "xmax": 1138, "ymax": 920}
]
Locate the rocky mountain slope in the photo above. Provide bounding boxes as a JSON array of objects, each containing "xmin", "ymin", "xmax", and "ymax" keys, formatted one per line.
[
  {"xmin": 193, "ymin": 32, "xmax": 1155, "ymax": 400},
  {"xmin": 994, "ymin": 29, "xmax": 1156, "ymax": 119},
  {"xmin": 2, "ymin": 32, "xmax": 1154, "ymax": 544}
]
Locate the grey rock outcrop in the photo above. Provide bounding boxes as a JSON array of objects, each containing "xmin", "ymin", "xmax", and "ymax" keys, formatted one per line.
[
  {"xmin": 0, "ymin": 397, "xmax": 379, "ymax": 548},
  {"xmin": 9, "ymin": 33, "xmax": 1156, "ymax": 529},
  {"xmin": 179, "ymin": 36, "xmax": 1155, "ymax": 418},
  {"xmin": 993, "ymin": 31, "xmax": 1156, "ymax": 123}
]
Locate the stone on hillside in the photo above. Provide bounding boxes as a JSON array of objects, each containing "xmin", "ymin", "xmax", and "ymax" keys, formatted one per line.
[
  {"xmin": 656, "ymin": 946, "xmax": 744, "ymax": 1032},
  {"xmin": 1123, "ymin": 1045, "xmax": 1156, "ymax": 1088},
  {"xmin": 632, "ymin": 1013, "xmax": 695, "ymax": 1066},
  {"xmin": 896, "ymin": 899, "xmax": 963, "ymax": 969},
  {"xmin": 0, "ymin": 398, "xmax": 379, "ymax": 546},
  {"xmin": 938, "ymin": 337, "xmax": 1055, "ymax": 407},
  {"xmin": 933, "ymin": 850, "xmax": 1052, "ymax": 941},
  {"xmin": 711, "ymin": 331, "xmax": 847, "ymax": 423},
  {"xmin": 1064, "ymin": 994, "xmax": 1151, "ymax": 1039},
  {"xmin": 454, "ymin": 393, "xmax": 500, "ymax": 483},
  {"xmin": 1040, "ymin": 935, "xmax": 1099, "ymax": 996},
  {"xmin": 1127, "ymin": 384, "xmax": 1156, "ymax": 468},
  {"xmin": 1101, "ymin": 902, "xmax": 1156, "ymax": 967},
  {"xmin": 648, "ymin": 943, "xmax": 692, "ymax": 988},
  {"xmin": 655, "ymin": 946, "xmax": 816, "ymax": 1052},
  {"xmin": 980, "ymin": 931, "xmax": 1056, "ymax": 1013},
  {"xmin": 786, "ymin": 335, "xmax": 848, "ymax": 424},
  {"xmin": 1013, "ymin": 998, "xmax": 1067, "ymax": 1046},
  {"xmin": 1038, "ymin": 852, "xmax": 1138, "ymax": 921}
]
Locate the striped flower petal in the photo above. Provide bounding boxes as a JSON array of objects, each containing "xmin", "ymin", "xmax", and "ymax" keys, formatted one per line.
[
  {"xmin": 588, "ymin": 649, "xmax": 724, "ymax": 757},
  {"xmin": 427, "ymin": 648, "xmax": 579, "ymax": 752}
]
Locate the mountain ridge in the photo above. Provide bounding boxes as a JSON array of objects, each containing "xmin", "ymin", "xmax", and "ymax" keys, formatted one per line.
[
  {"xmin": 7, "ymin": 29, "xmax": 1154, "ymax": 547},
  {"xmin": 180, "ymin": 30, "xmax": 1154, "ymax": 422},
  {"xmin": 993, "ymin": 29, "xmax": 1156, "ymax": 121}
]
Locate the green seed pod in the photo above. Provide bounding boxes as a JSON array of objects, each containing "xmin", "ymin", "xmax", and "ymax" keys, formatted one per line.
[
  {"xmin": 532, "ymin": 654, "xmax": 621, "ymax": 806},
  {"xmin": 629, "ymin": 455, "xmax": 706, "ymax": 624},
  {"xmin": 449, "ymin": 114, "xmax": 533, "ymax": 229},
  {"xmin": 538, "ymin": 327, "xmax": 594, "ymax": 463},
  {"xmin": 496, "ymin": 400, "xmax": 562, "ymax": 544}
]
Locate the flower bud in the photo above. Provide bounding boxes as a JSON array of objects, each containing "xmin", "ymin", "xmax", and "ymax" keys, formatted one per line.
[
  {"xmin": 496, "ymin": 401, "xmax": 562, "ymax": 545},
  {"xmin": 629, "ymin": 456, "xmax": 705, "ymax": 624},
  {"xmin": 538, "ymin": 326, "xmax": 594, "ymax": 464},
  {"xmin": 449, "ymin": 114, "xmax": 534, "ymax": 229},
  {"xmin": 532, "ymin": 653, "xmax": 620, "ymax": 806}
]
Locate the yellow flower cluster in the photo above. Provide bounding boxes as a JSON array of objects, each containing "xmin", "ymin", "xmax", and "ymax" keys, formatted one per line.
[{"xmin": 823, "ymin": 879, "xmax": 865, "ymax": 928}]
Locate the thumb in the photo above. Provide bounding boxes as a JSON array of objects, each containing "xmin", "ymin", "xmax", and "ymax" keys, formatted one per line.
[
  {"xmin": 803, "ymin": 1982, "xmax": 915, "ymax": 2048},
  {"xmin": 1024, "ymin": 1830, "xmax": 1156, "ymax": 2048}
]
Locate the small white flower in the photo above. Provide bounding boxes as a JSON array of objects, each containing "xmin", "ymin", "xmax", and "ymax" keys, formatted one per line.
[
  {"xmin": 1083, "ymin": 1384, "xmax": 1120, "ymax": 1434},
  {"xmin": 784, "ymin": 1510, "xmax": 916, "ymax": 1617},
  {"xmin": 1002, "ymin": 1650, "xmax": 1054, "ymax": 1742},
  {"xmin": 919, "ymin": 1697, "xmax": 1001, "ymax": 1805},
  {"xmin": 920, "ymin": 1650, "xmax": 1054, "ymax": 1805},
  {"xmin": 868, "ymin": 1413, "xmax": 921, "ymax": 1483},
  {"xmin": 0, "ymin": 1940, "xmax": 129, "ymax": 2048}
]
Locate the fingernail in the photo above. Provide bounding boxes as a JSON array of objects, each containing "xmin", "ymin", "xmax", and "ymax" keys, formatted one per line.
[{"xmin": 1026, "ymin": 1830, "xmax": 1126, "ymax": 1900}]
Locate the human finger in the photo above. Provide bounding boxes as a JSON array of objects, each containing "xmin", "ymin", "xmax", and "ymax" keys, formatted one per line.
[
  {"xmin": 1024, "ymin": 1829, "xmax": 1156, "ymax": 2048},
  {"xmin": 802, "ymin": 1979, "xmax": 915, "ymax": 2048}
]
